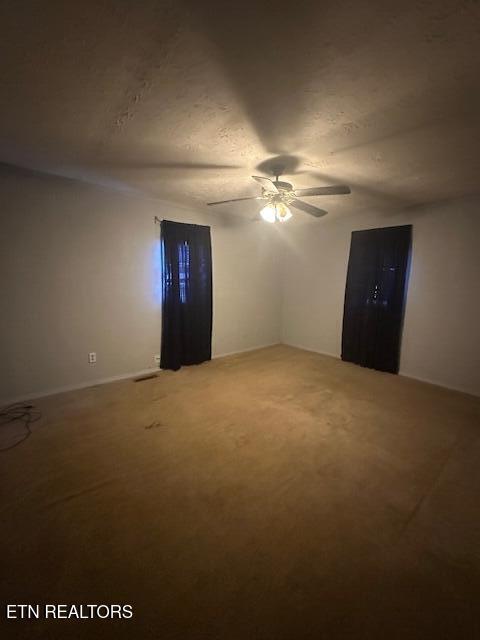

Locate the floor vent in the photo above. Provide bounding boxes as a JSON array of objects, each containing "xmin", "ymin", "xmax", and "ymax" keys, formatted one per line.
[{"xmin": 133, "ymin": 373, "xmax": 158, "ymax": 383}]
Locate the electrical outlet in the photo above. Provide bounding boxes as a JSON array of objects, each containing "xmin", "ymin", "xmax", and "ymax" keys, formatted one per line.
[
  {"xmin": 88, "ymin": 352, "xmax": 97, "ymax": 364},
  {"xmin": 154, "ymin": 354, "xmax": 161, "ymax": 365}
]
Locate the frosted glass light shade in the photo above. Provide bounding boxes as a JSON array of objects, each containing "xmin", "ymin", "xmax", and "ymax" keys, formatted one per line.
[
  {"xmin": 259, "ymin": 202, "xmax": 292, "ymax": 223},
  {"xmin": 259, "ymin": 204, "xmax": 276, "ymax": 223},
  {"xmin": 275, "ymin": 203, "xmax": 292, "ymax": 222}
]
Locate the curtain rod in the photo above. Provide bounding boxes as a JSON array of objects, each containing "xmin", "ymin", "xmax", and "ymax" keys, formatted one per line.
[{"xmin": 154, "ymin": 217, "xmax": 208, "ymax": 227}]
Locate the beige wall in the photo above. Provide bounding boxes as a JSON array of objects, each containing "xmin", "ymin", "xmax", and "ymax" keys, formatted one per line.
[
  {"xmin": 0, "ymin": 167, "xmax": 282, "ymax": 402},
  {"xmin": 1, "ymin": 165, "xmax": 478, "ymax": 402},
  {"xmin": 281, "ymin": 197, "xmax": 480, "ymax": 396}
]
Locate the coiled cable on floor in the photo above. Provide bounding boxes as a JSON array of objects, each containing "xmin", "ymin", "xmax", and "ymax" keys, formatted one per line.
[{"xmin": 0, "ymin": 402, "xmax": 42, "ymax": 452}]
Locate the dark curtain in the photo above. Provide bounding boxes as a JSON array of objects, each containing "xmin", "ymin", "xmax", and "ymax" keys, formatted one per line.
[
  {"xmin": 160, "ymin": 220, "xmax": 212, "ymax": 371},
  {"xmin": 341, "ymin": 225, "xmax": 411, "ymax": 374}
]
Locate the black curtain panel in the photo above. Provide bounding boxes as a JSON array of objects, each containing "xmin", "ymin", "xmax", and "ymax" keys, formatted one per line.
[
  {"xmin": 341, "ymin": 225, "xmax": 412, "ymax": 374},
  {"xmin": 160, "ymin": 220, "xmax": 212, "ymax": 371}
]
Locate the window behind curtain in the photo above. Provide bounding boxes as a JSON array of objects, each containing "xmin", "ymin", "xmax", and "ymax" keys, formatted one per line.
[
  {"xmin": 160, "ymin": 220, "xmax": 212, "ymax": 371},
  {"xmin": 178, "ymin": 241, "xmax": 190, "ymax": 304}
]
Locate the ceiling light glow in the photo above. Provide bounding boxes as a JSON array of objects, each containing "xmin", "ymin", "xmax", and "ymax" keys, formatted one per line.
[
  {"xmin": 275, "ymin": 202, "xmax": 292, "ymax": 222},
  {"xmin": 260, "ymin": 202, "xmax": 292, "ymax": 223},
  {"xmin": 259, "ymin": 204, "xmax": 277, "ymax": 223}
]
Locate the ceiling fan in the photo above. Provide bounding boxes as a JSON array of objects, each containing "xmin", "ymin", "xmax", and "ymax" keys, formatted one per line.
[{"xmin": 207, "ymin": 174, "xmax": 351, "ymax": 222}]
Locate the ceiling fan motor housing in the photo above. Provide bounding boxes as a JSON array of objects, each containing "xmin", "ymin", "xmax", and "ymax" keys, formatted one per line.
[{"xmin": 273, "ymin": 180, "xmax": 293, "ymax": 191}]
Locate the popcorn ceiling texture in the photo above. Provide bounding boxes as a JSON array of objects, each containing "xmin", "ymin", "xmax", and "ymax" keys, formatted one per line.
[{"xmin": 0, "ymin": 0, "xmax": 479, "ymax": 217}]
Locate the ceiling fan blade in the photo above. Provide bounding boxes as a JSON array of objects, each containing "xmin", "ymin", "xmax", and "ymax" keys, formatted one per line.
[
  {"xmin": 293, "ymin": 185, "xmax": 351, "ymax": 197},
  {"xmin": 290, "ymin": 198, "xmax": 328, "ymax": 218},
  {"xmin": 207, "ymin": 196, "xmax": 264, "ymax": 206},
  {"xmin": 251, "ymin": 175, "xmax": 279, "ymax": 193}
]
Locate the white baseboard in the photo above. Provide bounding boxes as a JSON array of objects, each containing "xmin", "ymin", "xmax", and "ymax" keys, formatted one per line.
[
  {"xmin": 397, "ymin": 370, "xmax": 479, "ymax": 398},
  {"xmin": 281, "ymin": 341, "xmax": 340, "ymax": 360},
  {"xmin": 213, "ymin": 342, "xmax": 280, "ymax": 360},
  {"xmin": 0, "ymin": 367, "xmax": 160, "ymax": 406},
  {"xmin": 4, "ymin": 342, "xmax": 475, "ymax": 405},
  {"xmin": 1, "ymin": 343, "xmax": 281, "ymax": 406},
  {"xmin": 283, "ymin": 341, "xmax": 479, "ymax": 397}
]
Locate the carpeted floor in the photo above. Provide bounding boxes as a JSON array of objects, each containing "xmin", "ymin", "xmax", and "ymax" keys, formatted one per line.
[{"xmin": 1, "ymin": 345, "xmax": 480, "ymax": 639}]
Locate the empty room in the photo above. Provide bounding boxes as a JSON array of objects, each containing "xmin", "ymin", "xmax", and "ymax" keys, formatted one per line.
[{"xmin": 1, "ymin": 1, "xmax": 479, "ymax": 638}]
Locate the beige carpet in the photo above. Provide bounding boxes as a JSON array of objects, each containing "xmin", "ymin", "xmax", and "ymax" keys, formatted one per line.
[{"xmin": 2, "ymin": 345, "xmax": 480, "ymax": 639}]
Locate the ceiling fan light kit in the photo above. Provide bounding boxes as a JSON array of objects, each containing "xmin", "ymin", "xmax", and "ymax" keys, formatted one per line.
[
  {"xmin": 260, "ymin": 202, "xmax": 292, "ymax": 223},
  {"xmin": 207, "ymin": 170, "xmax": 351, "ymax": 223}
]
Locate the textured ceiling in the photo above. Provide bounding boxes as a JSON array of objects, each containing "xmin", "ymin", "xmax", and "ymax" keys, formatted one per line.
[{"xmin": 1, "ymin": 0, "xmax": 479, "ymax": 220}]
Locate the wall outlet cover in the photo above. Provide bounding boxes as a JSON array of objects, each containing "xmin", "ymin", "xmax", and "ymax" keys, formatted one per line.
[
  {"xmin": 88, "ymin": 352, "xmax": 97, "ymax": 364},
  {"xmin": 154, "ymin": 354, "xmax": 161, "ymax": 364}
]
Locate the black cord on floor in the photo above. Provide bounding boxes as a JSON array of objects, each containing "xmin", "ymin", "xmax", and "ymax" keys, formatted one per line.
[{"xmin": 0, "ymin": 402, "xmax": 42, "ymax": 452}]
